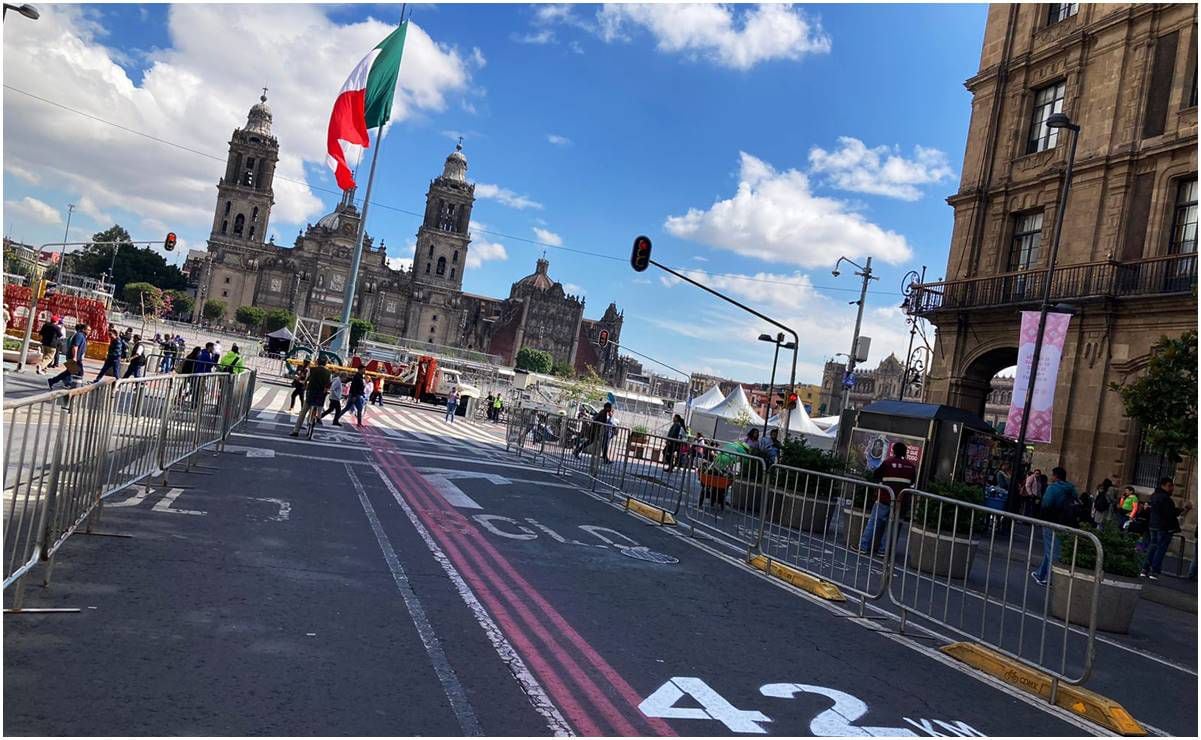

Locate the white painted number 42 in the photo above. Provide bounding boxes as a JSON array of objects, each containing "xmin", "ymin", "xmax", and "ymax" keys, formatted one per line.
[{"xmin": 640, "ymin": 677, "xmax": 984, "ymax": 737}]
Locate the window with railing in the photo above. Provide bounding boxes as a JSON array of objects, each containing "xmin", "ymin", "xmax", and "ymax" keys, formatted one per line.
[
  {"xmin": 1027, "ymin": 82, "xmax": 1066, "ymax": 154},
  {"xmin": 1168, "ymin": 178, "xmax": 1197, "ymax": 256},
  {"xmin": 1008, "ymin": 212, "xmax": 1044, "ymax": 271},
  {"xmin": 1046, "ymin": 3, "xmax": 1078, "ymax": 26},
  {"xmin": 1132, "ymin": 427, "xmax": 1177, "ymax": 489}
]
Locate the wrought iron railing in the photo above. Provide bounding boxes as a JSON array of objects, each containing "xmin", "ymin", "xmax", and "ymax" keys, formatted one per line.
[{"xmin": 908, "ymin": 253, "xmax": 1197, "ymax": 315}]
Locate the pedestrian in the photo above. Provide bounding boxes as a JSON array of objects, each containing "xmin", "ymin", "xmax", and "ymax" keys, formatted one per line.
[
  {"xmin": 93, "ymin": 326, "xmax": 126, "ymax": 381},
  {"xmin": 122, "ymin": 334, "xmax": 148, "ymax": 378},
  {"xmin": 1119, "ymin": 485, "xmax": 1140, "ymax": 521},
  {"xmin": 1141, "ymin": 477, "xmax": 1192, "ymax": 579},
  {"xmin": 1032, "ymin": 467, "xmax": 1079, "ymax": 585},
  {"xmin": 321, "ymin": 373, "xmax": 345, "ymax": 426},
  {"xmin": 1092, "ymin": 478, "xmax": 1115, "ymax": 527},
  {"xmin": 35, "ymin": 315, "xmax": 63, "ymax": 375},
  {"xmin": 665, "ymin": 414, "xmax": 686, "ymax": 472},
  {"xmin": 2, "ymin": 303, "xmax": 10, "ymax": 333},
  {"xmin": 195, "ymin": 342, "xmax": 217, "ymax": 373},
  {"xmin": 291, "ymin": 357, "xmax": 332, "ymax": 437},
  {"xmin": 52, "ymin": 318, "xmax": 67, "ymax": 368},
  {"xmin": 342, "ymin": 366, "xmax": 367, "ymax": 426},
  {"xmin": 48, "ymin": 323, "xmax": 88, "ymax": 389},
  {"xmin": 445, "ymin": 387, "xmax": 460, "ymax": 423},
  {"xmin": 370, "ymin": 374, "xmax": 384, "ymax": 406},
  {"xmin": 212, "ymin": 340, "xmax": 223, "ymax": 365},
  {"xmin": 492, "ymin": 394, "xmax": 503, "ymax": 423},
  {"xmin": 574, "ymin": 402, "xmax": 612, "ymax": 458},
  {"xmin": 858, "ymin": 442, "xmax": 918, "ymax": 556},
  {"xmin": 1022, "ymin": 467, "xmax": 1044, "ymax": 518},
  {"xmin": 217, "ymin": 343, "xmax": 246, "ymax": 374},
  {"xmin": 178, "ymin": 346, "xmax": 201, "ymax": 375},
  {"xmin": 759, "ymin": 428, "xmax": 781, "ymax": 466},
  {"xmin": 485, "ymin": 393, "xmax": 494, "ymax": 421},
  {"xmin": 290, "ymin": 358, "xmax": 311, "ymax": 411}
]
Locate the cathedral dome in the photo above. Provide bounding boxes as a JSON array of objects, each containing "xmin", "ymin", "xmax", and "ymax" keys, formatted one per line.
[
  {"xmin": 515, "ymin": 257, "xmax": 555, "ymax": 291},
  {"xmin": 442, "ymin": 141, "xmax": 468, "ymax": 182},
  {"xmin": 245, "ymin": 92, "xmax": 272, "ymax": 136}
]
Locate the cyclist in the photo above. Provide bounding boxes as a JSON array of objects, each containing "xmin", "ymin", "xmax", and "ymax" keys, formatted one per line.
[{"xmin": 290, "ymin": 356, "xmax": 332, "ymax": 437}]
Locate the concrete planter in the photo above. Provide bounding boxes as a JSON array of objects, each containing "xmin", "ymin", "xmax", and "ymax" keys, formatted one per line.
[
  {"xmin": 767, "ymin": 487, "xmax": 835, "ymax": 533},
  {"xmin": 1049, "ymin": 565, "xmax": 1142, "ymax": 634},
  {"xmin": 728, "ymin": 479, "xmax": 763, "ymax": 514},
  {"xmin": 842, "ymin": 506, "xmax": 869, "ymax": 548},
  {"xmin": 905, "ymin": 524, "xmax": 980, "ymax": 580}
]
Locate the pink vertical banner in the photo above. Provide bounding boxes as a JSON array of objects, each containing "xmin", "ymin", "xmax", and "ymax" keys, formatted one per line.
[{"xmin": 1004, "ymin": 310, "xmax": 1072, "ymax": 443}]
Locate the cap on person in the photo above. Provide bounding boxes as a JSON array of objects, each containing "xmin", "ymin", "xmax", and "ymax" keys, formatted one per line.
[{"xmin": 892, "ymin": 442, "xmax": 907, "ymax": 457}]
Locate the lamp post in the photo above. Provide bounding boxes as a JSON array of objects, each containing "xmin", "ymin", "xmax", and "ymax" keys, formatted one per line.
[
  {"xmin": 758, "ymin": 332, "xmax": 796, "ymax": 437},
  {"xmin": 53, "ymin": 203, "xmax": 74, "ymax": 283},
  {"xmin": 3, "ymin": 3, "xmax": 39, "ymax": 20},
  {"xmin": 898, "ymin": 265, "xmax": 927, "ymax": 400},
  {"xmin": 832, "ymin": 256, "xmax": 877, "ymax": 413},
  {"xmin": 1010, "ymin": 111, "xmax": 1080, "ymax": 509}
]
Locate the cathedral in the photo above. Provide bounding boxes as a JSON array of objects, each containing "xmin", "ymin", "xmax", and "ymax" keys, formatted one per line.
[{"xmin": 185, "ymin": 93, "xmax": 624, "ymax": 378}]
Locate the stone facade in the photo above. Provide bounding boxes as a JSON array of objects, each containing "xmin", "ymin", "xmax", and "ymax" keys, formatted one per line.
[
  {"xmin": 912, "ymin": 4, "xmax": 1197, "ymax": 502},
  {"xmin": 187, "ymin": 95, "xmax": 624, "ymax": 381},
  {"xmin": 819, "ymin": 354, "xmax": 926, "ymax": 415}
]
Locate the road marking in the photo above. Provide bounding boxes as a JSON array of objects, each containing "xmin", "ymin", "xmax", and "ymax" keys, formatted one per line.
[
  {"xmin": 107, "ymin": 484, "xmax": 154, "ymax": 508},
  {"xmin": 473, "ymin": 514, "xmax": 538, "ymax": 540},
  {"xmin": 425, "ymin": 475, "xmax": 483, "ymax": 509},
  {"xmin": 250, "ymin": 497, "xmax": 291, "ymax": 521},
  {"xmin": 345, "ymin": 463, "xmax": 482, "ymax": 737},
  {"xmin": 223, "ymin": 444, "xmax": 276, "ymax": 458},
  {"xmin": 151, "ymin": 488, "xmax": 205, "ymax": 516},
  {"xmin": 368, "ymin": 462, "xmax": 574, "ymax": 736}
]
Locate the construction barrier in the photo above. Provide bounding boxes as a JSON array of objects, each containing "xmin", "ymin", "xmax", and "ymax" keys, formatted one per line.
[{"xmin": 2, "ymin": 369, "xmax": 256, "ymax": 610}]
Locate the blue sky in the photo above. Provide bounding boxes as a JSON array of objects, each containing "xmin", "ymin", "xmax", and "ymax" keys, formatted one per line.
[{"xmin": 2, "ymin": 3, "xmax": 987, "ymax": 385}]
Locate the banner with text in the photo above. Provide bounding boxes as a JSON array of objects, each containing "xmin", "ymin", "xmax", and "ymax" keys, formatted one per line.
[{"xmin": 1004, "ymin": 311, "xmax": 1072, "ymax": 443}]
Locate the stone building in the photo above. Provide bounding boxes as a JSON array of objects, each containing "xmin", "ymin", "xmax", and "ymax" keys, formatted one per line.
[
  {"xmin": 187, "ymin": 94, "xmax": 624, "ymax": 380},
  {"xmin": 910, "ymin": 4, "xmax": 1197, "ymax": 500},
  {"xmin": 819, "ymin": 353, "xmax": 925, "ymax": 415}
]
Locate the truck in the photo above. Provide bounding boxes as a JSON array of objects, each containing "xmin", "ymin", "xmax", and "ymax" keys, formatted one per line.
[{"xmin": 385, "ymin": 355, "xmax": 481, "ymax": 414}]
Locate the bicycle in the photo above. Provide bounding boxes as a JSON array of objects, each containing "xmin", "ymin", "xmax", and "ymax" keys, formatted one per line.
[{"xmin": 306, "ymin": 401, "xmax": 321, "ymax": 440}]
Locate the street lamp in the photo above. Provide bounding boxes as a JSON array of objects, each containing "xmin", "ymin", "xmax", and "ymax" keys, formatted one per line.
[
  {"xmin": 758, "ymin": 332, "xmax": 796, "ymax": 437},
  {"xmin": 3, "ymin": 3, "xmax": 39, "ymax": 20},
  {"xmin": 832, "ymin": 255, "xmax": 878, "ymax": 413},
  {"xmin": 898, "ymin": 266, "xmax": 927, "ymax": 400},
  {"xmin": 1010, "ymin": 111, "xmax": 1081, "ymax": 511}
]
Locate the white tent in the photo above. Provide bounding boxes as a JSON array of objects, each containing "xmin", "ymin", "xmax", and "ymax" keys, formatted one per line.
[
  {"xmin": 811, "ymin": 415, "xmax": 841, "ymax": 431},
  {"xmin": 689, "ymin": 385, "xmax": 726, "ymax": 411},
  {"xmin": 771, "ymin": 402, "xmax": 829, "ymax": 437},
  {"xmin": 691, "ymin": 386, "xmax": 766, "ymax": 441},
  {"xmin": 265, "ymin": 326, "xmax": 295, "ymax": 340}
]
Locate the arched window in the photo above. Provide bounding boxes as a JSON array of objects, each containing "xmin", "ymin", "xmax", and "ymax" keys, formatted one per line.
[
  {"xmin": 221, "ymin": 220, "xmax": 228, "ymax": 234},
  {"xmin": 243, "ymin": 157, "xmax": 256, "ymax": 187},
  {"xmin": 248, "ymin": 225, "xmax": 256, "ymax": 239},
  {"xmin": 425, "ymin": 262, "xmax": 431, "ymax": 274},
  {"xmin": 428, "ymin": 244, "xmax": 434, "ymax": 257},
  {"xmin": 450, "ymin": 268, "xmax": 456, "ymax": 280},
  {"xmin": 252, "ymin": 206, "xmax": 259, "ymax": 222},
  {"xmin": 224, "ymin": 201, "xmax": 231, "ymax": 216},
  {"xmin": 233, "ymin": 213, "xmax": 245, "ymax": 236},
  {"xmin": 436, "ymin": 256, "xmax": 447, "ymax": 275},
  {"xmin": 452, "ymin": 250, "xmax": 458, "ymax": 264}
]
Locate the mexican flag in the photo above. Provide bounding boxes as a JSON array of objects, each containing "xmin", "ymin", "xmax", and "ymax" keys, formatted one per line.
[{"xmin": 326, "ymin": 21, "xmax": 408, "ymax": 191}]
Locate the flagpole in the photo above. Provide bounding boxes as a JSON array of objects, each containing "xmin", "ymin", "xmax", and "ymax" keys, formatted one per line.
[{"xmin": 337, "ymin": 128, "xmax": 383, "ymax": 360}]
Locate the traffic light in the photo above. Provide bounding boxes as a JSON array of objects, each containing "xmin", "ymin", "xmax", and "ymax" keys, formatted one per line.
[
  {"xmin": 630, "ymin": 235, "xmax": 652, "ymax": 272},
  {"xmin": 34, "ymin": 279, "xmax": 47, "ymax": 300},
  {"xmin": 598, "ymin": 329, "xmax": 609, "ymax": 348},
  {"xmin": 164, "ymin": 231, "xmax": 177, "ymax": 252},
  {"xmin": 786, "ymin": 392, "xmax": 799, "ymax": 410}
]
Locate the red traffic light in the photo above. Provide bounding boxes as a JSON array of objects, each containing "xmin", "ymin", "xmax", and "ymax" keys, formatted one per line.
[
  {"xmin": 164, "ymin": 232, "xmax": 177, "ymax": 251},
  {"xmin": 598, "ymin": 329, "xmax": 609, "ymax": 348},
  {"xmin": 630, "ymin": 235, "xmax": 652, "ymax": 272},
  {"xmin": 786, "ymin": 392, "xmax": 799, "ymax": 410}
]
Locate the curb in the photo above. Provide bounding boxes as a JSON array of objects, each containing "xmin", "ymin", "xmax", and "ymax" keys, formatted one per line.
[
  {"xmin": 624, "ymin": 497, "xmax": 677, "ymax": 526},
  {"xmin": 939, "ymin": 642, "xmax": 1145, "ymax": 736},
  {"xmin": 746, "ymin": 554, "xmax": 846, "ymax": 602}
]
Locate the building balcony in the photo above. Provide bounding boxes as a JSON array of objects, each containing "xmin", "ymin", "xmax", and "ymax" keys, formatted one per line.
[{"xmin": 907, "ymin": 253, "xmax": 1197, "ymax": 316}]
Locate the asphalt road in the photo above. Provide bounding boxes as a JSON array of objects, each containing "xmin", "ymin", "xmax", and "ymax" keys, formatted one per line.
[{"xmin": 1, "ymin": 393, "xmax": 1183, "ymax": 736}]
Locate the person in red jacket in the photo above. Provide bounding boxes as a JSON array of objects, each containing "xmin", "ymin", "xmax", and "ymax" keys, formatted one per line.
[{"xmin": 858, "ymin": 442, "xmax": 919, "ymax": 556}]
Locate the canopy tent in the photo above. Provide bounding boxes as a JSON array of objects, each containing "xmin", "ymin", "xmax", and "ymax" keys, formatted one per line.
[
  {"xmin": 689, "ymin": 385, "xmax": 726, "ymax": 411},
  {"xmin": 811, "ymin": 415, "xmax": 841, "ymax": 431},
  {"xmin": 691, "ymin": 385, "xmax": 766, "ymax": 442},
  {"xmin": 702, "ymin": 385, "xmax": 766, "ymax": 426},
  {"xmin": 767, "ymin": 400, "xmax": 828, "ymax": 437},
  {"xmin": 265, "ymin": 326, "xmax": 295, "ymax": 340}
]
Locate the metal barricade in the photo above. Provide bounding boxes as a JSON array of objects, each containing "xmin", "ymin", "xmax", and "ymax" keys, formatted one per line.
[
  {"xmin": 555, "ymin": 417, "xmax": 630, "ymax": 496},
  {"xmin": 755, "ymin": 465, "xmax": 897, "ymax": 600},
  {"xmin": 102, "ymin": 374, "xmax": 177, "ymax": 499},
  {"xmin": 887, "ymin": 487, "xmax": 1103, "ymax": 687},
  {"xmin": 679, "ymin": 439, "xmax": 768, "ymax": 550},
  {"xmin": 617, "ymin": 431, "xmax": 690, "ymax": 518}
]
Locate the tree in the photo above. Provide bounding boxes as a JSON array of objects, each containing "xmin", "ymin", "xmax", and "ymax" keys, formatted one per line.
[
  {"xmin": 70, "ymin": 225, "xmax": 188, "ymax": 294},
  {"xmin": 124, "ymin": 281, "xmax": 163, "ymax": 312},
  {"xmin": 560, "ymin": 366, "xmax": 606, "ymax": 407},
  {"xmin": 1110, "ymin": 331, "xmax": 1197, "ymax": 462},
  {"xmin": 263, "ymin": 308, "xmax": 295, "ymax": 334},
  {"xmin": 349, "ymin": 318, "xmax": 374, "ymax": 351},
  {"xmin": 551, "ymin": 359, "xmax": 574, "ymax": 378},
  {"xmin": 166, "ymin": 290, "xmax": 194, "ymax": 321},
  {"xmin": 203, "ymin": 299, "xmax": 226, "ymax": 322},
  {"xmin": 235, "ymin": 305, "xmax": 266, "ymax": 332},
  {"xmin": 515, "ymin": 347, "xmax": 554, "ymax": 374}
]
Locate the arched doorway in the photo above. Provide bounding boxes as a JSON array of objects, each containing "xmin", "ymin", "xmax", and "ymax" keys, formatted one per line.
[{"xmin": 947, "ymin": 345, "xmax": 1018, "ymax": 420}]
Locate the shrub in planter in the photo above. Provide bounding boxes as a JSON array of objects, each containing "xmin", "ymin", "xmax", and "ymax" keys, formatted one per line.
[
  {"xmin": 1050, "ymin": 521, "xmax": 1143, "ymax": 633},
  {"xmin": 905, "ymin": 479, "xmax": 986, "ymax": 579}
]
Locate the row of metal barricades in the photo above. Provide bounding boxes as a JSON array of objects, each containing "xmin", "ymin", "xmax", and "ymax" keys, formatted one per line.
[
  {"xmin": 505, "ymin": 407, "xmax": 1104, "ymax": 696},
  {"xmin": 3, "ymin": 370, "xmax": 257, "ymax": 609}
]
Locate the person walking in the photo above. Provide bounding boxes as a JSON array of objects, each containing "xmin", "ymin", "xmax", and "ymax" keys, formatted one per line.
[
  {"xmin": 1092, "ymin": 478, "xmax": 1115, "ymax": 527},
  {"xmin": 51, "ymin": 317, "xmax": 67, "ymax": 368},
  {"xmin": 370, "ymin": 374, "xmax": 384, "ymax": 406},
  {"xmin": 194, "ymin": 342, "xmax": 218, "ymax": 373},
  {"xmin": 858, "ymin": 442, "xmax": 918, "ymax": 556},
  {"xmin": 93, "ymin": 327, "xmax": 126, "ymax": 381},
  {"xmin": 574, "ymin": 402, "xmax": 612, "ymax": 457},
  {"xmin": 321, "ymin": 373, "xmax": 345, "ymax": 425},
  {"xmin": 444, "ymin": 387, "xmax": 460, "ymax": 423},
  {"xmin": 48, "ymin": 323, "xmax": 88, "ymax": 389},
  {"xmin": 122, "ymin": 334, "xmax": 148, "ymax": 378},
  {"xmin": 485, "ymin": 393, "xmax": 495, "ymax": 421},
  {"xmin": 759, "ymin": 428, "xmax": 781, "ymax": 466},
  {"xmin": 1142, "ymin": 477, "xmax": 1192, "ymax": 579},
  {"xmin": 217, "ymin": 343, "xmax": 246, "ymax": 374},
  {"xmin": 1032, "ymin": 467, "xmax": 1079, "ymax": 585},
  {"xmin": 491, "ymin": 394, "xmax": 503, "ymax": 423},
  {"xmin": 291, "ymin": 357, "xmax": 332, "ymax": 436},
  {"xmin": 289, "ymin": 359, "xmax": 311, "ymax": 411},
  {"xmin": 35, "ymin": 316, "xmax": 63, "ymax": 375},
  {"xmin": 1021, "ymin": 468, "xmax": 1044, "ymax": 518},
  {"xmin": 212, "ymin": 340, "xmax": 223, "ymax": 365},
  {"xmin": 342, "ymin": 367, "xmax": 367, "ymax": 427},
  {"xmin": 665, "ymin": 414, "xmax": 686, "ymax": 472},
  {"xmin": 1119, "ymin": 486, "xmax": 1140, "ymax": 521}
]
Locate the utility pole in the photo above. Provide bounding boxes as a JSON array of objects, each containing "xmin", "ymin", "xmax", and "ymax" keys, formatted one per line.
[
  {"xmin": 833, "ymin": 256, "xmax": 877, "ymax": 413},
  {"xmin": 54, "ymin": 203, "xmax": 74, "ymax": 283}
]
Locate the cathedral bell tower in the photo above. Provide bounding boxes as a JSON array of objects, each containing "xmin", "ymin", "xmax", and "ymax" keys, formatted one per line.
[{"xmin": 210, "ymin": 90, "xmax": 278, "ymax": 245}]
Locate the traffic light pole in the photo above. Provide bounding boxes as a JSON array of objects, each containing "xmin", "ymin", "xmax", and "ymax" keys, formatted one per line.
[{"xmin": 646, "ymin": 258, "xmax": 800, "ymax": 438}]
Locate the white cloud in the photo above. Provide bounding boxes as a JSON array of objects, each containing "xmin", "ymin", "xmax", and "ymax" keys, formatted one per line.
[
  {"xmin": 466, "ymin": 222, "xmax": 509, "ymax": 269},
  {"xmin": 808, "ymin": 137, "xmax": 955, "ymax": 201},
  {"xmin": 5, "ymin": 196, "xmax": 63, "ymax": 225},
  {"xmin": 546, "ymin": 133, "xmax": 572, "ymax": 146},
  {"xmin": 1, "ymin": 5, "xmax": 476, "ymax": 245},
  {"xmin": 475, "ymin": 182, "xmax": 543, "ymax": 210},
  {"xmin": 692, "ymin": 255, "xmax": 708, "ymax": 262},
  {"xmin": 595, "ymin": 4, "xmax": 831, "ymax": 70},
  {"xmin": 5, "ymin": 163, "xmax": 40, "ymax": 184},
  {"xmin": 75, "ymin": 195, "xmax": 113, "ymax": 226},
  {"xmin": 388, "ymin": 256, "xmax": 413, "ymax": 272},
  {"xmin": 513, "ymin": 29, "xmax": 556, "ymax": 45},
  {"xmin": 664, "ymin": 151, "xmax": 912, "ymax": 268},
  {"xmin": 470, "ymin": 47, "xmax": 487, "ymax": 68},
  {"xmin": 534, "ymin": 5, "xmax": 576, "ymax": 25},
  {"xmin": 532, "ymin": 226, "xmax": 563, "ymax": 247},
  {"xmin": 562, "ymin": 282, "xmax": 586, "ymax": 296}
]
